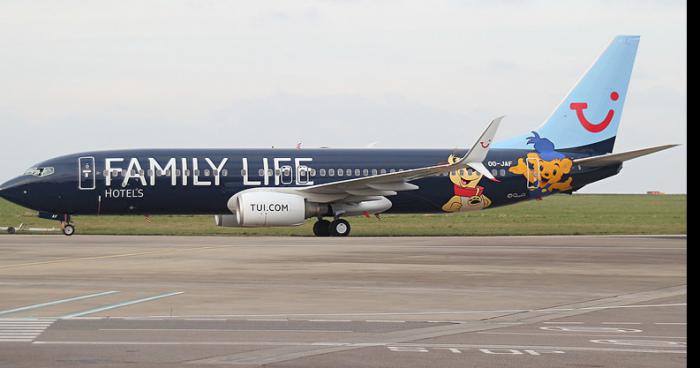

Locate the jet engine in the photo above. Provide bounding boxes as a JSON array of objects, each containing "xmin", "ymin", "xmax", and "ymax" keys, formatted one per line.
[{"xmin": 215, "ymin": 190, "xmax": 328, "ymax": 227}]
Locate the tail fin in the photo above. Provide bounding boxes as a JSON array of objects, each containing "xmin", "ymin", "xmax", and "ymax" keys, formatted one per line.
[{"xmin": 494, "ymin": 35, "xmax": 640, "ymax": 155}]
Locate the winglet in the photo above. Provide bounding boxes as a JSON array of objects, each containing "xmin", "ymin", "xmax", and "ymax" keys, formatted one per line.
[{"xmin": 456, "ymin": 116, "xmax": 504, "ymax": 181}]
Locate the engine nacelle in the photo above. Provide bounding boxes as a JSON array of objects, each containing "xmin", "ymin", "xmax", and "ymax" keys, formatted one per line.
[
  {"xmin": 214, "ymin": 214, "xmax": 243, "ymax": 227},
  {"xmin": 221, "ymin": 191, "xmax": 328, "ymax": 227}
]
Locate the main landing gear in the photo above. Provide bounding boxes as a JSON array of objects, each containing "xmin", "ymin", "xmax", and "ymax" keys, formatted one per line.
[{"xmin": 313, "ymin": 218, "xmax": 351, "ymax": 237}]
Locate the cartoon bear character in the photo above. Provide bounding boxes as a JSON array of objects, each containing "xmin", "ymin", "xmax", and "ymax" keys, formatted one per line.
[
  {"xmin": 509, "ymin": 152, "xmax": 573, "ymax": 193},
  {"xmin": 442, "ymin": 154, "xmax": 492, "ymax": 212},
  {"xmin": 508, "ymin": 132, "xmax": 573, "ymax": 193}
]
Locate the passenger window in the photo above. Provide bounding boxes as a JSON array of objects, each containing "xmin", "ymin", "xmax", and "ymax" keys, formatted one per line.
[
  {"xmin": 204, "ymin": 169, "xmax": 211, "ymax": 177},
  {"xmin": 221, "ymin": 169, "xmax": 228, "ymax": 177},
  {"xmin": 258, "ymin": 169, "xmax": 264, "ymax": 176},
  {"xmin": 499, "ymin": 169, "xmax": 506, "ymax": 177},
  {"xmin": 346, "ymin": 169, "xmax": 352, "ymax": 176},
  {"xmin": 372, "ymin": 169, "xmax": 378, "ymax": 175},
  {"xmin": 354, "ymin": 169, "xmax": 360, "ymax": 176},
  {"xmin": 241, "ymin": 169, "xmax": 247, "ymax": 176},
  {"xmin": 337, "ymin": 168, "xmax": 343, "ymax": 176},
  {"xmin": 491, "ymin": 169, "xmax": 498, "ymax": 177},
  {"xmin": 363, "ymin": 169, "xmax": 369, "ymax": 176},
  {"xmin": 328, "ymin": 168, "xmax": 335, "ymax": 176},
  {"xmin": 380, "ymin": 169, "xmax": 387, "ymax": 174},
  {"xmin": 320, "ymin": 168, "xmax": 326, "ymax": 177},
  {"xmin": 390, "ymin": 169, "xmax": 396, "ymax": 173}
]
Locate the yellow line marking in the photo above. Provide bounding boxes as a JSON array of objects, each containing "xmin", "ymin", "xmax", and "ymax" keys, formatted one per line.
[{"xmin": 0, "ymin": 246, "xmax": 221, "ymax": 270}]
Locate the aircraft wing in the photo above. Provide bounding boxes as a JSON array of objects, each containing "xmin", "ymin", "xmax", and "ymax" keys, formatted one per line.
[
  {"xmin": 573, "ymin": 144, "xmax": 679, "ymax": 167},
  {"xmin": 294, "ymin": 117, "xmax": 503, "ymax": 203}
]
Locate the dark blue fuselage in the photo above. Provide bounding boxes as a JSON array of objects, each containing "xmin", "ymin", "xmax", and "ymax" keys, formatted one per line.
[{"xmin": 0, "ymin": 148, "xmax": 620, "ymax": 216}]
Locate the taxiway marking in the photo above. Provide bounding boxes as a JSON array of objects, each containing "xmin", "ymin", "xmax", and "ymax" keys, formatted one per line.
[
  {"xmin": 0, "ymin": 246, "xmax": 222, "ymax": 270},
  {"xmin": 0, "ymin": 291, "xmax": 119, "ymax": 317},
  {"xmin": 31, "ymin": 340, "xmax": 687, "ymax": 355},
  {"xmin": 0, "ymin": 319, "xmax": 55, "ymax": 342},
  {"xmin": 60, "ymin": 291, "xmax": 183, "ymax": 318},
  {"xmin": 147, "ymin": 302, "xmax": 685, "ymax": 319}
]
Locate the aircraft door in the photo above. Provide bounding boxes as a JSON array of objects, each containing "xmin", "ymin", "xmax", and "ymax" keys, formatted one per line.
[
  {"xmin": 280, "ymin": 165, "xmax": 294, "ymax": 185},
  {"xmin": 78, "ymin": 156, "xmax": 96, "ymax": 190},
  {"xmin": 296, "ymin": 165, "xmax": 310, "ymax": 185},
  {"xmin": 526, "ymin": 156, "xmax": 540, "ymax": 190}
]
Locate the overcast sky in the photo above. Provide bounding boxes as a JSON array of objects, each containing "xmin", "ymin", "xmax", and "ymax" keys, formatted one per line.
[{"xmin": 0, "ymin": 0, "xmax": 686, "ymax": 193}]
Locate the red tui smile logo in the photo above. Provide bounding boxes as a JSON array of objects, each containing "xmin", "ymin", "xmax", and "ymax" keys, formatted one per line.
[
  {"xmin": 570, "ymin": 91, "xmax": 619, "ymax": 133},
  {"xmin": 480, "ymin": 139, "xmax": 491, "ymax": 149}
]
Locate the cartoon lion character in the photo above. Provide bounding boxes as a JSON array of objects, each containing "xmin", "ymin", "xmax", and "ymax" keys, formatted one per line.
[
  {"xmin": 509, "ymin": 152, "xmax": 573, "ymax": 192},
  {"xmin": 508, "ymin": 132, "xmax": 573, "ymax": 193},
  {"xmin": 442, "ymin": 154, "xmax": 492, "ymax": 212}
]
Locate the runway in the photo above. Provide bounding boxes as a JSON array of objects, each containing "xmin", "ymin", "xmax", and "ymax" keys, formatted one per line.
[{"xmin": 0, "ymin": 235, "xmax": 686, "ymax": 367}]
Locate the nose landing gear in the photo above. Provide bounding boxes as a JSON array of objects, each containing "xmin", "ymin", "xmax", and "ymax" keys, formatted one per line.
[
  {"xmin": 38, "ymin": 212, "xmax": 76, "ymax": 236},
  {"xmin": 59, "ymin": 214, "xmax": 75, "ymax": 236},
  {"xmin": 61, "ymin": 223, "xmax": 75, "ymax": 236}
]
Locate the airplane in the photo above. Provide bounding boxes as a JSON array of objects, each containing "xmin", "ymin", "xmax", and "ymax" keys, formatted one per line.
[{"xmin": 0, "ymin": 35, "xmax": 678, "ymax": 237}]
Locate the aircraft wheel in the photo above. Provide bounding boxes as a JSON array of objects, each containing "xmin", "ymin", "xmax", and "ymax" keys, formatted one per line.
[
  {"xmin": 62, "ymin": 224, "xmax": 75, "ymax": 236},
  {"xmin": 329, "ymin": 219, "xmax": 351, "ymax": 237},
  {"xmin": 7, "ymin": 227, "xmax": 15, "ymax": 234},
  {"xmin": 313, "ymin": 220, "xmax": 331, "ymax": 237}
]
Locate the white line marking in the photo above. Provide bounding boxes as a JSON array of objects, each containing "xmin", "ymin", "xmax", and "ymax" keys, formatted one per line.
[
  {"xmin": 245, "ymin": 319, "xmax": 289, "ymax": 322},
  {"xmin": 99, "ymin": 328, "xmax": 354, "ymax": 333},
  {"xmin": 0, "ymin": 291, "xmax": 119, "ymax": 317},
  {"xmin": 365, "ymin": 320, "xmax": 406, "ymax": 323},
  {"xmin": 601, "ymin": 322, "xmax": 643, "ymax": 325},
  {"xmin": 0, "ymin": 318, "xmax": 55, "ymax": 343},
  {"xmin": 307, "ymin": 319, "xmax": 352, "ymax": 322},
  {"xmin": 479, "ymin": 332, "xmax": 686, "ymax": 339},
  {"xmin": 144, "ymin": 302, "xmax": 685, "ymax": 319},
  {"xmin": 655, "ymin": 322, "xmax": 686, "ymax": 325},
  {"xmin": 543, "ymin": 321, "xmax": 583, "ymax": 324},
  {"xmin": 60, "ymin": 292, "xmax": 184, "ymax": 318},
  {"xmin": 29, "ymin": 341, "xmax": 688, "ymax": 354}
]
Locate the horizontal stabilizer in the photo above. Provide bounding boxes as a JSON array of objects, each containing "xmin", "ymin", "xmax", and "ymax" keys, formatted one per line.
[{"xmin": 573, "ymin": 144, "xmax": 679, "ymax": 167}]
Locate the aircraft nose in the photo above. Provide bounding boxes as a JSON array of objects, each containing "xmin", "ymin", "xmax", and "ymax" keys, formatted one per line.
[{"xmin": 0, "ymin": 177, "xmax": 29, "ymax": 204}]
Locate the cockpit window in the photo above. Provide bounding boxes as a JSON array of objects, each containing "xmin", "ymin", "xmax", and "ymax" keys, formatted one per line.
[{"xmin": 23, "ymin": 167, "xmax": 55, "ymax": 177}]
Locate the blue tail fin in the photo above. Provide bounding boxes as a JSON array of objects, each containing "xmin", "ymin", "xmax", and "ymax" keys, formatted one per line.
[{"xmin": 494, "ymin": 35, "xmax": 640, "ymax": 155}]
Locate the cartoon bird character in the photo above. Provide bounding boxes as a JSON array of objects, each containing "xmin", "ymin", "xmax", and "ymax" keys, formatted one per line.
[
  {"xmin": 509, "ymin": 132, "xmax": 573, "ymax": 193},
  {"xmin": 442, "ymin": 154, "xmax": 492, "ymax": 212}
]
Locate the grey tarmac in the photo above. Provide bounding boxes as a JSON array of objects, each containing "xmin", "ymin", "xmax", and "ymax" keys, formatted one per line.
[{"xmin": 0, "ymin": 235, "xmax": 686, "ymax": 367}]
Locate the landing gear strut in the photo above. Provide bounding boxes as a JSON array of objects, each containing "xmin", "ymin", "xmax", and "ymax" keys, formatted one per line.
[{"xmin": 313, "ymin": 218, "xmax": 351, "ymax": 237}]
